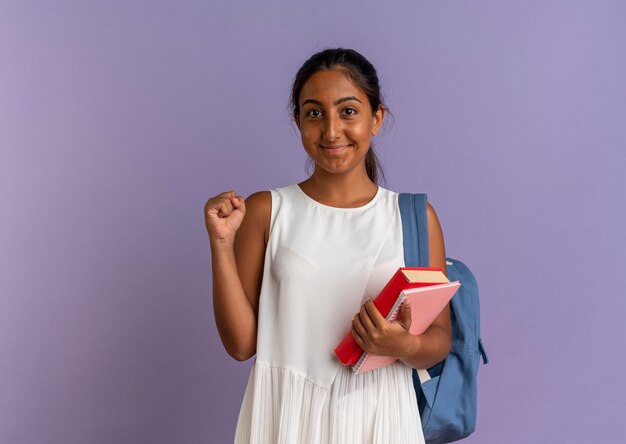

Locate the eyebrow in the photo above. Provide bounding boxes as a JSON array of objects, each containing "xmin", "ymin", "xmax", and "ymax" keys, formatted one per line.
[{"xmin": 301, "ymin": 96, "xmax": 362, "ymax": 107}]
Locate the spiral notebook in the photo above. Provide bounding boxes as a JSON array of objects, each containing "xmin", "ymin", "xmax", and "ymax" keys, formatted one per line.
[{"xmin": 352, "ymin": 281, "xmax": 460, "ymax": 374}]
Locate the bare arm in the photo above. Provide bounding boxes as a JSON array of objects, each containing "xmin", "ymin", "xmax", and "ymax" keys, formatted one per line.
[{"xmin": 205, "ymin": 191, "xmax": 270, "ymax": 361}]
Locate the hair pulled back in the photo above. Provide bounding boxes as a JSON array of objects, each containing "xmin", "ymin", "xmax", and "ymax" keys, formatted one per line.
[{"xmin": 290, "ymin": 48, "xmax": 386, "ymax": 185}]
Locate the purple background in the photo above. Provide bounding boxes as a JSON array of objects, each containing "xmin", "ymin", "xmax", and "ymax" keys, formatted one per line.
[{"xmin": 1, "ymin": 1, "xmax": 625, "ymax": 443}]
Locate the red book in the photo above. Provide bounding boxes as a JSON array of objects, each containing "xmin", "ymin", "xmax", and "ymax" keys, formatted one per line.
[{"xmin": 334, "ymin": 267, "xmax": 452, "ymax": 366}]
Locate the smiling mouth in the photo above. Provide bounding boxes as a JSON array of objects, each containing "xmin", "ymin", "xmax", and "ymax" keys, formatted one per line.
[{"xmin": 321, "ymin": 144, "xmax": 350, "ymax": 151}]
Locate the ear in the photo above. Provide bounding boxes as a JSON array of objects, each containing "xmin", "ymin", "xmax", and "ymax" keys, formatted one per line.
[
  {"xmin": 371, "ymin": 105, "xmax": 385, "ymax": 136},
  {"xmin": 293, "ymin": 111, "xmax": 301, "ymax": 130}
]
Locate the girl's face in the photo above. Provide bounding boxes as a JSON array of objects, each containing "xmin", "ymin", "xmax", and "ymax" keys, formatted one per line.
[{"xmin": 295, "ymin": 69, "xmax": 384, "ymax": 179}]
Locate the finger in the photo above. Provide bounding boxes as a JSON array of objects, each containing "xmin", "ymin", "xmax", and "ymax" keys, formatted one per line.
[
  {"xmin": 399, "ymin": 301, "xmax": 412, "ymax": 330},
  {"xmin": 352, "ymin": 313, "xmax": 368, "ymax": 339},
  {"xmin": 351, "ymin": 321, "xmax": 365, "ymax": 348},
  {"xmin": 207, "ymin": 191, "xmax": 236, "ymax": 204},
  {"xmin": 215, "ymin": 198, "xmax": 235, "ymax": 217},
  {"xmin": 205, "ymin": 192, "xmax": 235, "ymax": 213},
  {"xmin": 231, "ymin": 195, "xmax": 245, "ymax": 209},
  {"xmin": 206, "ymin": 191, "xmax": 238, "ymax": 208},
  {"xmin": 359, "ymin": 303, "xmax": 377, "ymax": 331},
  {"xmin": 218, "ymin": 190, "xmax": 237, "ymax": 198},
  {"xmin": 351, "ymin": 327, "xmax": 364, "ymax": 347},
  {"xmin": 364, "ymin": 299, "xmax": 386, "ymax": 328}
]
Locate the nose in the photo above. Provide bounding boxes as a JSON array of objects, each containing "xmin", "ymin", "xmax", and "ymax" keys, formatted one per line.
[{"xmin": 322, "ymin": 113, "xmax": 342, "ymax": 141}]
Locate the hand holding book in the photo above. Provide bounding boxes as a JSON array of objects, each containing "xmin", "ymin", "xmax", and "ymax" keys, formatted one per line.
[
  {"xmin": 335, "ymin": 267, "xmax": 461, "ymax": 374},
  {"xmin": 351, "ymin": 298, "xmax": 416, "ymax": 361}
]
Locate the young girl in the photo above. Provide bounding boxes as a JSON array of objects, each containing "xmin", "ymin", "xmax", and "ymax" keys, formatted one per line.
[{"xmin": 204, "ymin": 48, "xmax": 451, "ymax": 444}]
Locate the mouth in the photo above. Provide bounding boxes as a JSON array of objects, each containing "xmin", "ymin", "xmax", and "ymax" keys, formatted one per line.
[{"xmin": 320, "ymin": 144, "xmax": 351, "ymax": 153}]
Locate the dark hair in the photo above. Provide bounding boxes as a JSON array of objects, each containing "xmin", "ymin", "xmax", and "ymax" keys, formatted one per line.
[{"xmin": 290, "ymin": 48, "xmax": 386, "ymax": 185}]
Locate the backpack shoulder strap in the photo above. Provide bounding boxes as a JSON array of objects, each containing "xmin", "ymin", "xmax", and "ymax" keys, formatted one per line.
[
  {"xmin": 398, "ymin": 193, "xmax": 430, "ymax": 267},
  {"xmin": 399, "ymin": 193, "xmax": 434, "ymax": 385}
]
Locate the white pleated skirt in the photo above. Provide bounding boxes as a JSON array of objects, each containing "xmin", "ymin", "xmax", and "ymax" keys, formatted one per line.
[{"xmin": 234, "ymin": 361, "xmax": 425, "ymax": 444}]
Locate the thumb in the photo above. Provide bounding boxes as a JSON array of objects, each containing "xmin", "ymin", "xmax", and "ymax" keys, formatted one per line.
[
  {"xmin": 399, "ymin": 301, "xmax": 412, "ymax": 331},
  {"xmin": 231, "ymin": 195, "xmax": 246, "ymax": 211}
]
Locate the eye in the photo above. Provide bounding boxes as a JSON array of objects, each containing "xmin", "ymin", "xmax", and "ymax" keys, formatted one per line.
[
  {"xmin": 342, "ymin": 107, "xmax": 357, "ymax": 117},
  {"xmin": 305, "ymin": 109, "xmax": 322, "ymax": 118}
]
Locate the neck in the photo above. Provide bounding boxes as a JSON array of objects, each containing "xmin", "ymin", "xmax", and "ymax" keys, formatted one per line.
[{"xmin": 298, "ymin": 167, "xmax": 379, "ymax": 208}]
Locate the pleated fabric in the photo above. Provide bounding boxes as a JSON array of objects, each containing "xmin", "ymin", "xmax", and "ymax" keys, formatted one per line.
[
  {"xmin": 234, "ymin": 361, "xmax": 423, "ymax": 443},
  {"xmin": 233, "ymin": 184, "xmax": 425, "ymax": 443}
]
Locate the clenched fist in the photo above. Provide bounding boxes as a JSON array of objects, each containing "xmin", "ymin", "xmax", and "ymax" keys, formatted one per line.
[{"xmin": 204, "ymin": 191, "xmax": 246, "ymax": 245}]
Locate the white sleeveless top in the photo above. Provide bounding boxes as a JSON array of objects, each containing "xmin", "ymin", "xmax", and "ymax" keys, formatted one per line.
[{"xmin": 234, "ymin": 184, "xmax": 425, "ymax": 444}]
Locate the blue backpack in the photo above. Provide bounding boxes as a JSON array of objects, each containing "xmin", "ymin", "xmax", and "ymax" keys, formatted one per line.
[{"xmin": 398, "ymin": 193, "xmax": 488, "ymax": 444}]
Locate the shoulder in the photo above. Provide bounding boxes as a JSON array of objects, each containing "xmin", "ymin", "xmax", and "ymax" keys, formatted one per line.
[
  {"xmin": 245, "ymin": 190, "xmax": 271, "ymax": 211},
  {"xmin": 244, "ymin": 190, "xmax": 271, "ymax": 216},
  {"xmin": 246, "ymin": 183, "xmax": 300, "ymax": 217},
  {"xmin": 426, "ymin": 201, "xmax": 437, "ymax": 220},
  {"xmin": 393, "ymin": 192, "xmax": 442, "ymax": 229},
  {"xmin": 243, "ymin": 191, "xmax": 271, "ymax": 244},
  {"xmin": 425, "ymin": 199, "xmax": 447, "ymax": 271},
  {"xmin": 425, "ymin": 200, "xmax": 444, "ymax": 236}
]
